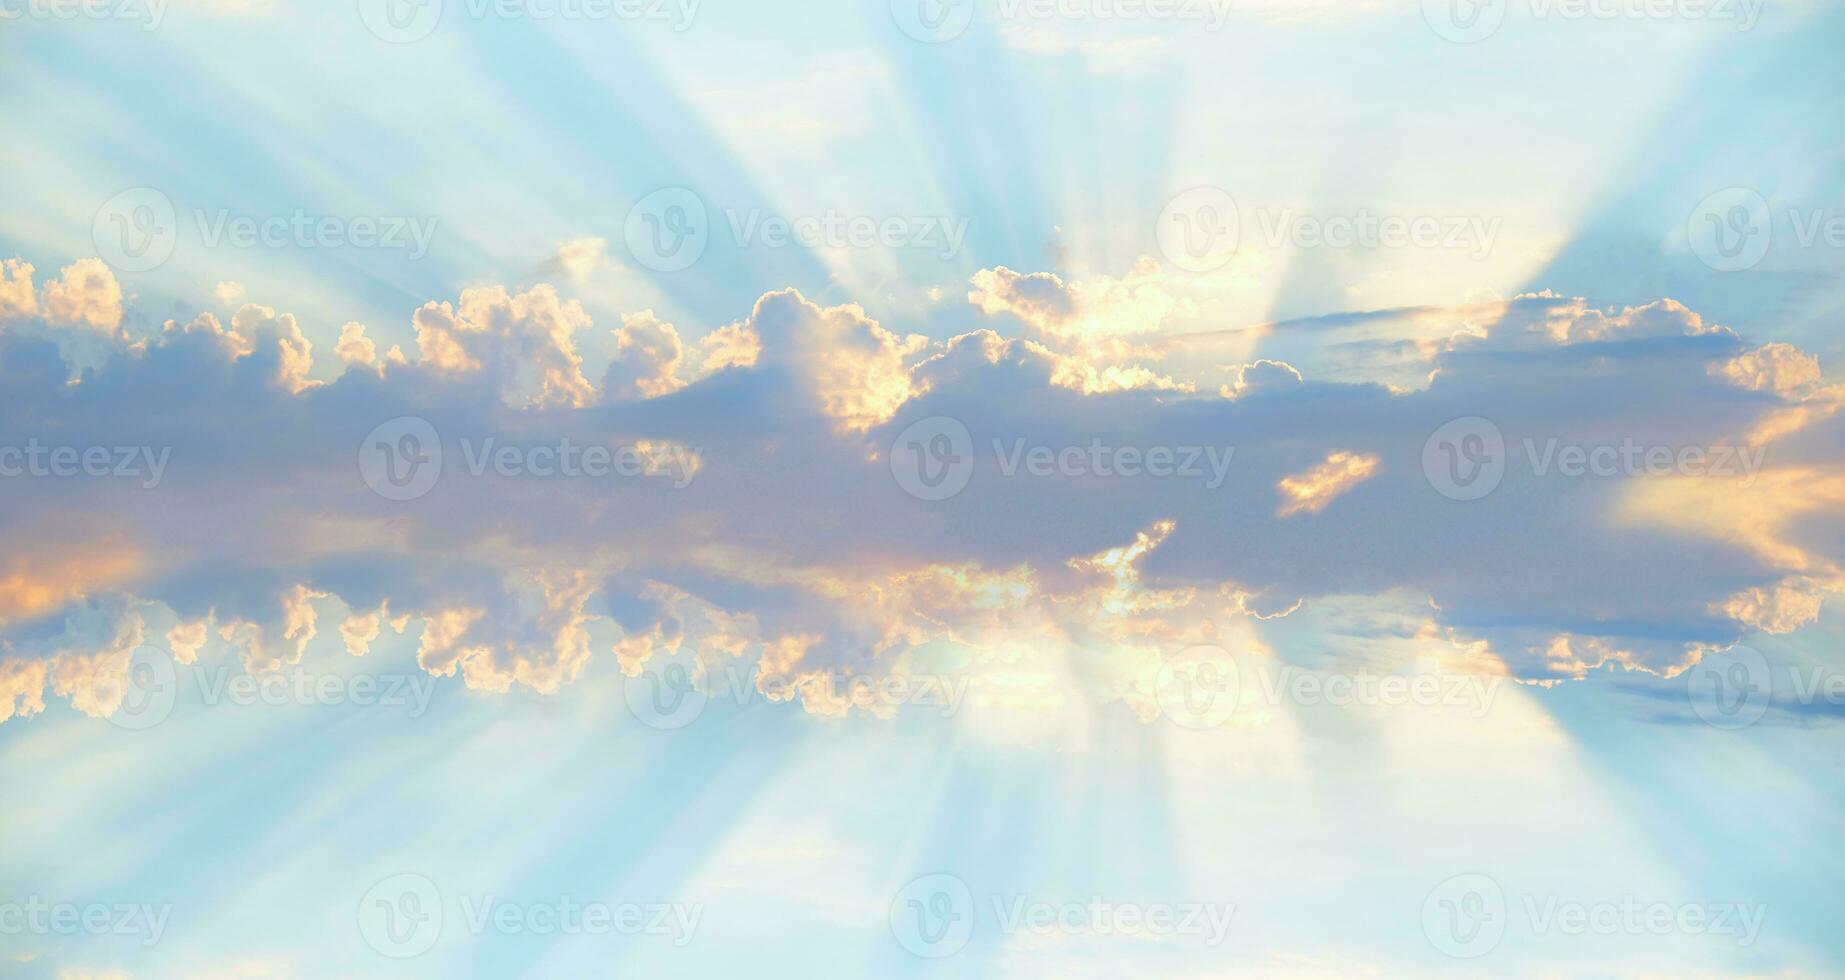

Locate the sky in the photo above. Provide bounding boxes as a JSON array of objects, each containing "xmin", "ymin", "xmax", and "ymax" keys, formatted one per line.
[{"xmin": 2, "ymin": 0, "xmax": 1845, "ymax": 976}]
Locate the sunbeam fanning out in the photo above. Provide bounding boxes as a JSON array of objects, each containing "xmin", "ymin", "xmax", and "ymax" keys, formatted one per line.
[{"xmin": 2, "ymin": 0, "xmax": 1843, "ymax": 976}]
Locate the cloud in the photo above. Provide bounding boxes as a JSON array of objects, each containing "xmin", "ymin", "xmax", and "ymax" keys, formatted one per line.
[
  {"xmin": 1274, "ymin": 451, "xmax": 1381, "ymax": 517},
  {"xmin": 0, "ymin": 258, "xmax": 39, "ymax": 321},
  {"xmin": 38, "ymin": 259, "xmax": 125, "ymax": 335},
  {"xmin": 411, "ymin": 284, "xmax": 596, "ymax": 408},
  {"xmin": 0, "ymin": 254, "xmax": 1841, "ymax": 724},
  {"xmin": 551, "ymin": 236, "xmax": 609, "ymax": 284},
  {"xmin": 603, "ymin": 311, "xmax": 687, "ymax": 401}
]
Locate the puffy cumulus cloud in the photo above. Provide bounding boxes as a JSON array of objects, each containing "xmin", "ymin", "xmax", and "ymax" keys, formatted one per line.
[
  {"xmin": 742, "ymin": 288, "xmax": 930, "ymax": 430},
  {"xmin": 0, "ymin": 656, "xmax": 49, "ymax": 724},
  {"xmin": 968, "ymin": 266, "xmax": 1079, "ymax": 331},
  {"xmin": 970, "ymin": 259, "xmax": 1198, "ymax": 342},
  {"xmin": 1715, "ymin": 341, "xmax": 1824, "ymax": 398},
  {"xmin": 456, "ymin": 570, "xmax": 599, "ymax": 695},
  {"xmin": 0, "ymin": 258, "xmax": 39, "ymax": 321},
  {"xmin": 3, "ymin": 255, "xmax": 1845, "ymax": 724},
  {"xmin": 1275, "ymin": 450, "xmax": 1381, "ymax": 517},
  {"xmin": 603, "ymin": 311, "xmax": 686, "ymax": 401},
  {"xmin": 695, "ymin": 320, "xmax": 761, "ymax": 373},
  {"xmin": 157, "ymin": 304, "xmax": 321, "ymax": 392},
  {"xmin": 551, "ymin": 236, "xmax": 608, "ymax": 284},
  {"xmin": 167, "ymin": 618, "xmax": 210, "ymax": 664},
  {"xmin": 339, "ymin": 603, "xmax": 386, "ymax": 655},
  {"xmin": 416, "ymin": 607, "xmax": 486, "ymax": 678},
  {"xmin": 412, "ymin": 284, "xmax": 596, "ymax": 408},
  {"xmin": 1714, "ymin": 582, "xmax": 1826, "ymax": 635},
  {"xmin": 1523, "ymin": 296, "xmax": 1723, "ymax": 346},
  {"xmin": 335, "ymin": 321, "xmax": 375, "ymax": 368},
  {"xmin": 334, "ymin": 322, "xmax": 406, "ymax": 373},
  {"xmin": 967, "ymin": 260, "xmax": 1265, "ymax": 393},
  {"xmin": 1222, "ymin": 358, "xmax": 1303, "ymax": 398},
  {"xmin": 217, "ymin": 585, "xmax": 325, "ymax": 674},
  {"xmin": 228, "ymin": 305, "xmax": 316, "ymax": 393},
  {"xmin": 0, "ymin": 258, "xmax": 127, "ymax": 335},
  {"xmin": 213, "ymin": 281, "xmax": 247, "ymax": 307},
  {"xmin": 37, "ymin": 259, "xmax": 125, "ymax": 334},
  {"xmin": 44, "ymin": 603, "xmax": 150, "ymax": 719}
]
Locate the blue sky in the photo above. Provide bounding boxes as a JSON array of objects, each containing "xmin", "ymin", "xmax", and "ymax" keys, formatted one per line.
[{"xmin": 3, "ymin": 0, "xmax": 1845, "ymax": 976}]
